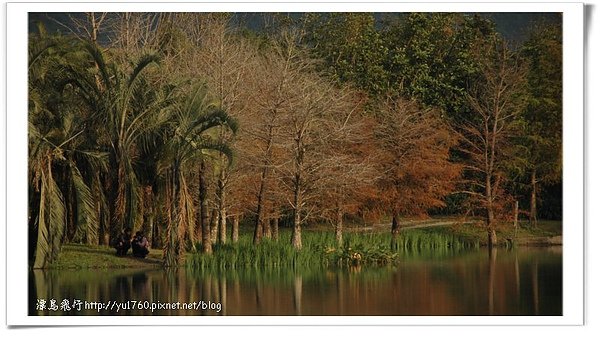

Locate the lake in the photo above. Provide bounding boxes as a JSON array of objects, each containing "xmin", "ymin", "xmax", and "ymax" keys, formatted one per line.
[{"xmin": 30, "ymin": 247, "xmax": 562, "ymax": 316}]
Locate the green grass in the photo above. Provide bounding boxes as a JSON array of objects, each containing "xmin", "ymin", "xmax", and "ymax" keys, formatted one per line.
[
  {"xmin": 49, "ymin": 243, "xmax": 164, "ymax": 269},
  {"xmin": 417, "ymin": 219, "xmax": 562, "ymax": 246},
  {"xmin": 186, "ymin": 229, "xmax": 477, "ymax": 271}
]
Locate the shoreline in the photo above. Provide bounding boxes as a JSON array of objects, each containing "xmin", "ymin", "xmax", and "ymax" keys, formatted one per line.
[{"xmin": 43, "ymin": 220, "xmax": 562, "ymax": 270}]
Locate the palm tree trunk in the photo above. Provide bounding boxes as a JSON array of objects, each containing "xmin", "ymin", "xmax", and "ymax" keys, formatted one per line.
[
  {"xmin": 199, "ymin": 160, "xmax": 212, "ymax": 254},
  {"xmin": 217, "ymin": 168, "xmax": 227, "ymax": 244},
  {"xmin": 143, "ymin": 185, "xmax": 154, "ymax": 247},
  {"xmin": 100, "ymin": 172, "xmax": 111, "ymax": 246},
  {"xmin": 164, "ymin": 168, "xmax": 180, "ymax": 267},
  {"xmin": 65, "ymin": 170, "xmax": 76, "ymax": 242}
]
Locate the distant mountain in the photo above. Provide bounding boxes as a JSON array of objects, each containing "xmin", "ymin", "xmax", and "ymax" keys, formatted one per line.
[{"xmin": 29, "ymin": 12, "xmax": 561, "ymax": 45}]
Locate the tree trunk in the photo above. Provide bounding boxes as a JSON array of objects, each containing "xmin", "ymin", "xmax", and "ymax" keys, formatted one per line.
[
  {"xmin": 272, "ymin": 217, "xmax": 279, "ymax": 241},
  {"xmin": 164, "ymin": 168, "xmax": 180, "ymax": 267},
  {"xmin": 291, "ymin": 173, "xmax": 302, "ymax": 250},
  {"xmin": 218, "ymin": 210, "xmax": 227, "ymax": 245},
  {"xmin": 231, "ymin": 214, "xmax": 239, "ymax": 243},
  {"xmin": 99, "ymin": 172, "xmax": 110, "ymax": 246},
  {"xmin": 513, "ymin": 200, "xmax": 519, "ymax": 229},
  {"xmin": 263, "ymin": 217, "xmax": 272, "ymax": 239},
  {"xmin": 143, "ymin": 185, "xmax": 154, "ymax": 248},
  {"xmin": 485, "ymin": 173, "xmax": 497, "ymax": 247},
  {"xmin": 530, "ymin": 169, "xmax": 538, "ymax": 228},
  {"xmin": 391, "ymin": 213, "xmax": 400, "ymax": 250},
  {"xmin": 217, "ymin": 166, "xmax": 227, "ymax": 244},
  {"xmin": 199, "ymin": 161, "xmax": 212, "ymax": 254},
  {"xmin": 291, "ymin": 208, "xmax": 302, "ymax": 250},
  {"xmin": 152, "ymin": 216, "xmax": 160, "ymax": 249},
  {"xmin": 253, "ymin": 170, "xmax": 266, "ymax": 245},
  {"xmin": 291, "ymin": 132, "xmax": 304, "ymax": 251},
  {"xmin": 107, "ymin": 153, "xmax": 121, "ymax": 246},
  {"xmin": 335, "ymin": 209, "xmax": 344, "ymax": 247},
  {"xmin": 210, "ymin": 209, "xmax": 218, "ymax": 244},
  {"xmin": 254, "ymin": 126, "xmax": 274, "ymax": 245},
  {"xmin": 488, "ymin": 228, "xmax": 498, "ymax": 247},
  {"xmin": 66, "ymin": 171, "xmax": 76, "ymax": 242}
]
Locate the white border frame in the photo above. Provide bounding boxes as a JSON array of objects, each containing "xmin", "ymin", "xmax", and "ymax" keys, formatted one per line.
[{"xmin": 5, "ymin": 1, "xmax": 584, "ymax": 326}]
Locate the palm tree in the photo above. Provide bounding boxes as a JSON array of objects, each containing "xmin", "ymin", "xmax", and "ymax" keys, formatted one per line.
[
  {"xmin": 161, "ymin": 83, "xmax": 238, "ymax": 266},
  {"xmin": 64, "ymin": 43, "xmax": 172, "ymax": 243},
  {"xmin": 29, "ymin": 31, "xmax": 108, "ymax": 268}
]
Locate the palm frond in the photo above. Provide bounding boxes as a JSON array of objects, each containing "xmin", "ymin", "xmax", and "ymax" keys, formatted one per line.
[
  {"xmin": 127, "ymin": 53, "xmax": 161, "ymax": 89},
  {"xmin": 32, "ymin": 165, "xmax": 50, "ymax": 269},
  {"xmin": 83, "ymin": 43, "xmax": 112, "ymax": 91},
  {"xmin": 46, "ymin": 166, "xmax": 66, "ymax": 263},
  {"xmin": 70, "ymin": 164, "xmax": 99, "ymax": 245},
  {"xmin": 28, "ymin": 41, "xmax": 56, "ymax": 69},
  {"xmin": 74, "ymin": 150, "xmax": 110, "ymax": 173}
]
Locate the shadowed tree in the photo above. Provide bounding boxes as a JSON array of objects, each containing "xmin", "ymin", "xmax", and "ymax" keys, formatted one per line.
[
  {"xmin": 520, "ymin": 22, "xmax": 562, "ymax": 227},
  {"xmin": 457, "ymin": 37, "xmax": 528, "ymax": 246},
  {"xmin": 161, "ymin": 83, "xmax": 238, "ymax": 265},
  {"xmin": 63, "ymin": 42, "xmax": 171, "ymax": 244},
  {"xmin": 29, "ymin": 30, "xmax": 108, "ymax": 268}
]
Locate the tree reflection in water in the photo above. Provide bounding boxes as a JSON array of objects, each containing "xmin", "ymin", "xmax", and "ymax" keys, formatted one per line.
[{"xmin": 30, "ymin": 247, "xmax": 561, "ymax": 316}]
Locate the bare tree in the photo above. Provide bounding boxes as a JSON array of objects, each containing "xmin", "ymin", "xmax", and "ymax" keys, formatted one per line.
[
  {"xmin": 241, "ymin": 32, "xmax": 307, "ymax": 245},
  {"xmin": 457, "ymin": 38, "xmax": 527, "ymax": 246},
  {"xmin": 316, "ymin": 95, "xmax": 378, "ymax": 247},
  {"xmin": 264, "ymin": 34, "xmax": 367, "ymax": 250}
]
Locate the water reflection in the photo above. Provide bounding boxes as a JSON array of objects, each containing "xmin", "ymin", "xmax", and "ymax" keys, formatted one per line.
[
  {"xmin": 30, "ymin": 247, "xmax": 562, "ymax": 316},
  {"xmin": 488, "ymin": 247, "xmax": 496, "ymax": 315}
]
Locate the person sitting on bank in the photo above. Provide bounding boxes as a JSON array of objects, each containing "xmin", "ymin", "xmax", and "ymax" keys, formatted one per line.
[
  {"xmin": 131, "ymin": 231, "xmax": 150, "ymax": 258},
  {"xmin": 114, "ymin": 227, "xmax": 132, "ymax": 256}
]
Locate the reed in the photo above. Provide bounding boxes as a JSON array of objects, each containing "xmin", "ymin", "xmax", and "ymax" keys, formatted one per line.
[{"xmin": 186, "ymin": 228, "xmax": 478, "ymax": 271}]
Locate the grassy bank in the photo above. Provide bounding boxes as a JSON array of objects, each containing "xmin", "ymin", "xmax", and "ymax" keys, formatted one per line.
[
  {"xmin": 49, "ymin": 243, "xmax": 163, "ymax": 269},
  {"xmin": 48, "ymin": 218, "xmax": 561, "ymax": 270},
  {"xmin": 416, "ymin": 219, "xmax": 562, "ymax": 246}
]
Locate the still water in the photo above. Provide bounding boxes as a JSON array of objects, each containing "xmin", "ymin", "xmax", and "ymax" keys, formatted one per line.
[{"xmin": 30, "ymin": 247, "xmax": 562, "ymax": 316}]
